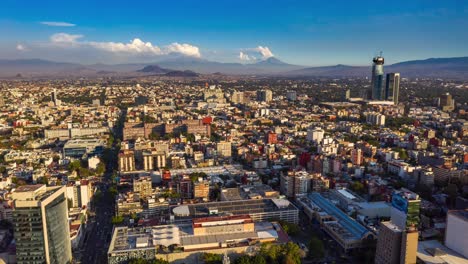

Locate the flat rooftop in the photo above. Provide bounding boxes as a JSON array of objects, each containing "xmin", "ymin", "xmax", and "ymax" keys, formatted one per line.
[
  {"xmin": 15, "ymin": 184, "xmax": 44, "ymax": 192},
  {"xmin": 448, "ymin": 210, "xmax": 468, "ymax": 222},
  {"xmin": 309, "ymin": 192, "xmax": 369, "ymax": 240},
  {"xmin": 172, "ymin": 198, "xmax": 298, "ymax": 219},
  {"xmin": 417, "ymin": 240, "xmax": 468, "ymax": 264}
]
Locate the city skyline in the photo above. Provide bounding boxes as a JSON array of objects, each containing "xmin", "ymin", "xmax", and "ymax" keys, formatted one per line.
[{"xmin": 1, "ymin": 0, "xmax": 468, "ymax": 65}]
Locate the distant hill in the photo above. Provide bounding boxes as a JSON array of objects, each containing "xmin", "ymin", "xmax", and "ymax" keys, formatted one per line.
[
  {"xmin": 136, "ymin": 65, "xmax": 172, "ymax": 74},
  {"xmin": 285, "ymin": 57, "xmax": 468, "ymax": 79},
  {"xmin": 1, "ymin": 56, "xmax": 468, "ymax": 79},
  {"xmin": 164, "ymin": 70, "xmax": 199, "ymax": 77}
]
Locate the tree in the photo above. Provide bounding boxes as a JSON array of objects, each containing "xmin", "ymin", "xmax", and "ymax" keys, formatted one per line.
[
  {"xmin": 95, "ymin": 162, "xmax": 106, "ymax": 175},
  {"xmin": 251, "ymin": 255, "xmax": 266, "ymax": 264},
  {"xmin": 308, "ymin": 236, "xmax": 325, "ymax": 260},
  {"xmin": 68, "ymin": 160, "xmax": 81, "ymax": 172},
  {"xmin": 203, "ymin": 253, "xmax": 222, "ymax": 264},
  {"xmin": 281, "ymin": 242, "xmax": 301, "ymax": 264},
  {"xmin": 234, "ymin": 255, "xmax": 252, "ymax": 264},
  {"xmin": 350, "ymin": 181, "xmax": 366, "ymax": 195},
  {"xmin": 0, "ymin": 166, "xmax": 6, "ymax": 174},
  {"xmin": 279, "ymin": 220, "xmax": 300, "ymax": 236},
  {"xmin": 128, "ymin": 258, "xmax": 169, "ymax": 264},
  {"xmin": 78, "ymin": 167, "xmax": 91, "ymax": 178},
  {"xmin": 111, "ymin": 215, "xmax": 124, "ymax": 225}
]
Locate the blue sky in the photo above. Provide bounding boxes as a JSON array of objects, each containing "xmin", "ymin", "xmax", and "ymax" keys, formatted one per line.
[{"xmin": 1, "ymin": 0, "xmax": 467, "ymax": 65}]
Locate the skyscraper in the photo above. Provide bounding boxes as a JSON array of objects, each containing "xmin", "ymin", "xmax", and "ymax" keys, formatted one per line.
[
  {"xmin": 371, "ymin": 55, "xmax": 385, "ymax": 100},
  {"xmin": 439, "ymin": 93, "xmax": 455, "ymax": 111},
  {"xmin": 51, "ymin": 88, "xmax": 58, "ymax": 106},
  {"xmin": 375, "ymin": 189, "xmax": 420, "ymax": 264},
  {"xmin": 385, "ymin": 73, "xmax": 400, "ymax": 104},
  {"xmin": 12, "ymin": 185, "xmax": 72, "ymax": 264}
]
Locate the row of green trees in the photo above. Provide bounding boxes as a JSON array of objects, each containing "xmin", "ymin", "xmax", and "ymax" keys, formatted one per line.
[{"xmin": 202, "ymin": 242, "xmax": 303, "ymax": 264}]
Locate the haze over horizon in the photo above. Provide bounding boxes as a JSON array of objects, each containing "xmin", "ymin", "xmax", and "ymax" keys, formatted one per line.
[{"xmin": 1, "ymin": 0, "xmax": 468, "ymax": 66}]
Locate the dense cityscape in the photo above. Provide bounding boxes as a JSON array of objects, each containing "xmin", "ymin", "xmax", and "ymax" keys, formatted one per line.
[
  {"xmin": 1, "ymin": 1, "xmax": 468, "ymax": 264},
  {"xmin": 0, "ymin": 53, "xmax": 466, "ymax": 264}
]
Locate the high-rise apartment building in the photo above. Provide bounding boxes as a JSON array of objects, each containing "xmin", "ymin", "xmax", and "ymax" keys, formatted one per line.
[
  {"xmin": 256, "ymin": 89, "xmax": 273, "ymax": 102},
  {"xmin": 216, "ymin": 141, "xmax": 232, "ymax": 158},
  {"xmin": 375, "ymin": 189, "xmax": 420, "ymax": 264},
  {"xmin": 280, "ymin": 171, "xmax": 312, "ymax": 198},
  {"xmin": 231, "ymin": 91, "xmax": 245, "ymax": 104},
  {"xmin": 306, "ymin": 127, "xmax": 324, "ymax": 143},
  {"xmin": 12, "ymin": 185, "xmax": 72, "ymax": 264},
  {"xmin": 385, "ymin": 73, "xmax": 400, "ymax": 104},
  {"xmin": 371, "ymin": 55, "xmax": 385, "ymax": 100},
  {"xmin": 133, "ymin": 176, "xmax": 153, "ymax": 199},
  {"xmin": 351, "ymin": 148, "xmax": 363, "ymax": 166}
]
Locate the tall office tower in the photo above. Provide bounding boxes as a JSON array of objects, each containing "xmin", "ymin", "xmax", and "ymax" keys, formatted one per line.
[
  {"xmin": 12, "ymin": 185, "xmax": 72, "ymax": 264},
  {"xmin": 385, "ymin": 73, "xmax": 400, "ymax": 104},
  {"xmin": 375, "ymin": 189, "xmax": 420, "ymax": 264},
  {"xmin": 439, "ymin": 93, "xmax": 455, "ymax": 111},
  {"xmin": 256, "ymin": 89, "xmax": 273, "ymax": 102},
  {"xmin": 51, "ymin": 88, "xmax": 58, "ymax": 106},
  {"xmin": 344, "ymin": 89, "xmax": 351, "ymax": 100},
  {"xmin": 371, "ymin": 54, "xmax": 385, "ymax": 100}
]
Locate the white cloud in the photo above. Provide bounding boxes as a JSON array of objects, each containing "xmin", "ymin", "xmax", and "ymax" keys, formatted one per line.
[
  {"xmin": 239, "ymin": 46, "xmax": 275, "ymax": 61},
  {"xmin": 255, "ymin": 46, "xmax": 274, "ymax": 59},
  {"xmin": 239, "ymin": 51, "xmax": 253, "ymax": 61},
  {"xmin": 89, "ymin": 38, "xmax": 163, "ymax": 55},
  {"xmin": 50, "ymin": 33, "xmax": 83, "ymax": 43},
  {"xmin": 40, "ymin": 21, "xmax": 76, "ymax": 27},
  {"xmin": 165, "ymin": 42, "xmax": 200, "ymax": 58},
  {"xmin": 47, "ymin": 33, "xmax": 201, "ymax": 57},
  {"xmin": 16, "ymin": 44, "xmax": 28, "ymax": 51}
]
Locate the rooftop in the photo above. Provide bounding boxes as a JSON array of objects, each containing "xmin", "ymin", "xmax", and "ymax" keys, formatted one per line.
[
  {"xmin": 417, "ymin": 240, "xmax": 468, "ymax": 264},
  {"xmin": 309, "ymin": 192, "xmax": 369, "ymax": 240},
  {"xmin": 448, "ymin": 210, "xmax": 468, "ymax": 222},
  {"xmin": 14, "ymin": 184, "xmax": 44, "ymax": 192}
]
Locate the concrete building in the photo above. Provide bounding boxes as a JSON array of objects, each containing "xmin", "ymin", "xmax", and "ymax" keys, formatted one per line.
[
  {"xmin": 445, "ymin": 210, "xmax": 468, "ymax": 259},
  {"xmin": 217, "ymin": 141, "xmax": 232, "ymax": 158},
  {"xmin": 63, "ymin": 138, "xmax": 105, "ymax": 159},
  {"xmin": 142, "ymin": 150, "xmax": 166, "ymax": 171},
  {"xmin": 230, "ymin": 91, "xmax": 245, "ymax": 104},
  {"xmin": 171, "ymin": 198, "xmax": 299, "ymax": 224},
  {"xmin": 107, "ymin": 215, "xmax": 280, "ymax": 264},
  {"xmin": 12, "ymin": 185, "xmax": 72, "ymax": 264},
  {"xmin": 119, "ymin": 150, "xmax": 136, "ymax": 172},
  {"xmin": 351, "ymin": 148, "xmax": 363, "ymax": 166},
  {"xmin": 307, "ymin": 127, "xmax": 324, "ymax": 143},
  {"xmin": 298, "ymin": 193, "xmax": 373, "ymax": 251},
  {"xmin": 256, "ymin": 89, "xmax": 273, "ymax": 102},
  {"xmin": 280, "ymin": 170, "xmax": 312, "ymax": 198},
  {"xmin": 193, "ymin": 180, "xmax": 210, "ymax": 200},
  {"xmin": 375, "ymin": 189, "xmax": 420, "ymax": 264},
  {"xmin": 133, "ymin": 176, "xmax": 153, "ymax": 199},
  {"xmin": 366, "ymin": 112, "xmax": 386, "ymax": 126}
]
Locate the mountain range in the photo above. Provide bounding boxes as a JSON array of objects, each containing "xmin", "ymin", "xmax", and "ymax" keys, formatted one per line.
[{"xmin": 0, "ymin": 56, "xmax": 467, "ymax": 79}]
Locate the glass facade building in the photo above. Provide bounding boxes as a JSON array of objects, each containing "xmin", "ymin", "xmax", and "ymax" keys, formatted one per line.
[
  {"xmin": 371, "ymin": 56, "xmax": 385, "ymax": 100},
  {"xmin": 385, "ymin": 73, "xmax": 400, "ymax": 104},
  {"xmin": 12, "ymin": 185, "xmax": 72, "ymax": 264}
]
